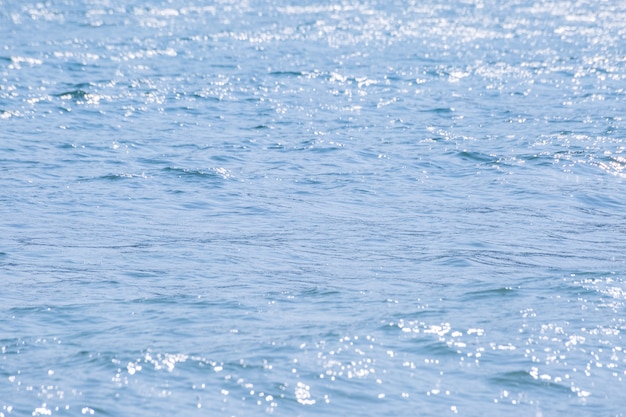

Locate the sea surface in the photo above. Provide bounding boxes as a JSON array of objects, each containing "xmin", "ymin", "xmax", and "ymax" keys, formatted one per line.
[{"xmin": 1, "ymin": 0, "xmax": 626, "ymax": 415}]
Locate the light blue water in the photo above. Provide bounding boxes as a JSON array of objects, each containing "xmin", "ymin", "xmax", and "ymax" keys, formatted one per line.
[{"xmin": 1, "ymin": 0, "xmax": 626, "ymax": 415}]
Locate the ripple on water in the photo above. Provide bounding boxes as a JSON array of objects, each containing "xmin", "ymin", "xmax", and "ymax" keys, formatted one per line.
[{"xmin": 1, "ymin": 0, "xmax": 626, "ymax": 416}]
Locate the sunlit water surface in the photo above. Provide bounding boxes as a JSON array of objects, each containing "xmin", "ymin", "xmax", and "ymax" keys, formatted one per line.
[{"xmin": 1, "ymin": 0, "xmax": 626, "ymax": 416}]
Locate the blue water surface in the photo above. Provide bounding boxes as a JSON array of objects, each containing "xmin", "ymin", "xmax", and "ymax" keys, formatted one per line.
[{"xmin": 1, "ymin": 0, "xmax": 626, "ymax": 416}]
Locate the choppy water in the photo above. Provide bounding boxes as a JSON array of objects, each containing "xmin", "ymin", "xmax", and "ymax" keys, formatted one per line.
[{"xmin": 2, "ymin": 0, "xmax": 626, "ymax": 415}]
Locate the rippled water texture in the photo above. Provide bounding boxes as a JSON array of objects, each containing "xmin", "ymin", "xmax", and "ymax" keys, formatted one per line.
[{"xmin": 1, "ymin": 0, "xmax": 626, "ymax": 416}]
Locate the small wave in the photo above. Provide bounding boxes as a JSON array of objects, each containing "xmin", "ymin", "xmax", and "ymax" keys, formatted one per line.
[
  {"xmin": 489, "ymin": 370, "xmax": 571, "ymax": 394},
  {"xmin": 162, "ymin": 166, "xmax": 233, "ymax": 180},
  {"xmin": 422, "ymin": 107, "xmax": 455, "ymax": 114},
  {"xmin": 98, "ymin": 172, "xmax": 150, "ymax": 181},
  {"xmin": 457, "ymin": 150, "xmax": 498, "ymax": 164},
  {"xmin": 593, "ymin": 153, "xmax": 626, "ymax": 178},
  {"xmin": 461, "ymin": 287, "xmax": 517, "ymax": 301},
  {"xmin": 269, "ymin": 70, "xmax": 304, "ymax": 77},
  {"xmin": 54, "ymin": 89, "xmax": 89, "ymax": 100}
]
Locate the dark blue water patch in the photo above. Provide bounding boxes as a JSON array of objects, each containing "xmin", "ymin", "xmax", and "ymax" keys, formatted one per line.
[
  {"xmin": 293, "ymin": 287, "xmax": 343, "ymax": 299},
  {"xmin": 518, "ymin": 152, "xmax": 559, "ymax": 168},
  {"xmin": 461, "ymin": 287, "xmax": 517, "ymax": 301},
  {"xmin": 269, "ymin": 70, "xmax": 304, "ymax": 77},
  {"xmin": 402, "ymin": 337, "xmax": 464, "ymax": 360},
  {"xmin": 456, "ymin": 150, "xmax": 500, "ymax": 164},
  {"xmin": 266, "ymin": 142, "xmax": 287, "ymax": 150},
  {"xmin": 488, "ymin": 370, "xmax": 573, "ymax": 395},
  {"xmin": 54, "ymin": 88, "xmax": 91, "ymax": 101},
  {"xmin": 421, "ymin": 106, "xmax": 455, "ymax": 114},
  {"xmin": 208, "ymin": 153, "xmax": 247, "ymax": 163},
  {"xmin": 247, "ymin": 124, "xmax": 271, "ymax": 130},
  {"xmin": 431, "ymin": 254, "xmax": 475, "ymax": 268}
]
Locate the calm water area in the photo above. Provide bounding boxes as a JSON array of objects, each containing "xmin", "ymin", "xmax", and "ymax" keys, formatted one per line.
[{"xmin": 1, "ymin": 0, "xmax": 626, "ymax": 415}]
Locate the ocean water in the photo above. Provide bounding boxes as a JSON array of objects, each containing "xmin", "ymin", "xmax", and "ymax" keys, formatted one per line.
[{"xmin": 1, "ymin": 0, "xmax": 626, "ymax": 415}]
